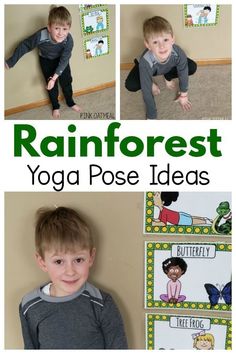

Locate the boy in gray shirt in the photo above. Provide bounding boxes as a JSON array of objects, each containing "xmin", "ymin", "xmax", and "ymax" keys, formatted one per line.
[
  {"xmin": 125, "ymin": 16, "xmax": 197, "ymax": 119},
  {"xmin": 19, "ymin": 206, "xmax": 128, "ymax": 349},
  {"xmin": 5, "ymin": 6, "xmax": 81, "ymax": 119}
]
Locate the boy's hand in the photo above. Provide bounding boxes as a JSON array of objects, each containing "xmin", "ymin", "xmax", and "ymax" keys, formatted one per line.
[
  {"xmin": 47, "ymin": 77, "xmax": 56, "ymax": 91},
  {"xmin": 175, "ymin": 93, "xmax": 192, "ymax": 111},
  {"xmin": 5, "ymin": 62, "xmax": 10, "ymax": 70}
]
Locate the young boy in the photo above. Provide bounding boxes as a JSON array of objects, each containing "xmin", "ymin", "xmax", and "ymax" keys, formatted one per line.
[
  {"xmin": 5, "ymin": 6, "xmax": 81, "ymax": 119},
  {"xmin": 125, "ymin": 16, "xmax": 197, "ymax": 119},
  {"xmin": 19, "ymin": 206, "xmax": 128, "ymax": 349}
]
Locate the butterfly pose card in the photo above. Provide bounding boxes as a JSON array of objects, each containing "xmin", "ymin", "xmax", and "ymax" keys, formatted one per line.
[
  {"xmin": 146, "ymin": 313, "xmax": 232, "ymax": 350},
  {"xmin": 144, "ymin": 192, "xmax": 232, "ymax": 236},
  {"xmin": 145, "ymin": 242, "xmax": 231, "ymax": 312}
]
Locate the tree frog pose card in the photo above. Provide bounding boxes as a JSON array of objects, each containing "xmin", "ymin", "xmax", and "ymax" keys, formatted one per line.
[
  {"xmin": 146, "ymin": 313, "xmax": 232, "ymax": 350},
  {"xmin": 144, "ymin": 192, "xmax": 231, "ymax": 236},
  {"xmin": 145, "ymin": 242, "xmax": 231, "ymax": 312},
  {"xmin": 81, "ymin": 8, "xmax": 109, "ymax": 35}
]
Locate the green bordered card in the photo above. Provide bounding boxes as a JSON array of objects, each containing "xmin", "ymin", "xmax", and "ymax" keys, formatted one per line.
[
  {"xmin": 145, "ymin": 241, "xmax": 231, "ymax": 312},
  {"xmin": 84, "ymin": 35, "xmax": 110, "ymax": 59},
  {"xmin": 146, "ymin": 313, "xmax": 232, "ymax": 350},
  {"xmin": 184, "ymin": 4, "xmax": 220, "ymax": 27},
  {"xmin": 81, "ymin": 8, "xmax": 109, "ymax": 36},
  {"xmin": 79, "ymin": 5, "xmax": 104, "ymax": 13}
]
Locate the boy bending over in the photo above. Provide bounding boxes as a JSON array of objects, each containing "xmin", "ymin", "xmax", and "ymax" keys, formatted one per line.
[{"xmin": 5, "ymin": 6, "xmax": 81, "ymax": 119}]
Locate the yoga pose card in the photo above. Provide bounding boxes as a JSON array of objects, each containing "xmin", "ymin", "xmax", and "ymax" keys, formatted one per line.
[
  {"xmin": 144, "ymin": 192, "xmax": 231, "ymax": 236},
  {"xmin": 84, "ymin": 35, "xmax": 109, "ymax": 59},
  {"xmin": 145, "ymin": 242, "xmax": 231, "ymax": 312},
  {"xmin": 146, "ymin": 313, "xmax": 232, "ymax": 350},
  {"xmin": 184, "ymin": 4, "xmax": 220, "ymax": 27},
  {"xmin": 79, "ymin": 5, "xmax": 104, "ymax": 12},
  {"xmin": 81, "ymin": 8, "xmax": 109, "ymax": 35}
]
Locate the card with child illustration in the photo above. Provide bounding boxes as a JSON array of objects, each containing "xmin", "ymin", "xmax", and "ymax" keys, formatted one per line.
[
  {"xmin": 146, "ymin": 313, "xmax": 232, "ymax": 350},
  {"xmin": 145, "ymin": 241, "xmax": 231, "ymax": 312},
  {"xmin": 184, "ymin": 4, "xmax": 220, "ymax": 27},
  {"xmin": 81, "ymin": 8, "xmax": 109, "ymax": 35},
  {"xmin": 144, "ymin": 192, "xmax": 232, "ymax": 237},
  {"xmin": 84, "ymin": 35, "xmax": 109, "ymax": 59},
  {"xmin": 79, "ymin": 5, "xmax": 104, "ymax": 12}
]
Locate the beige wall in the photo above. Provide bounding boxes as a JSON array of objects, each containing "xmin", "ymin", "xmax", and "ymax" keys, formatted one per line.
[
  {"xmin": 120, "ymin": 5, "xmax": 231, "ymax": 63},
  {"xmin": 5, "ymin": 5, "xmax": 115, "ymax": 109},
  {"xmin": 5, "ymin": 192, "xmax": 230, "ymax": 349}
]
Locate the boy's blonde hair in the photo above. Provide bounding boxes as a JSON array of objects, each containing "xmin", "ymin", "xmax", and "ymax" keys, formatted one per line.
[
  {"xmin": 143, "ymin": 16, "xmax": 173, "ymax": 42},
  {"xmin": 48, "ymin": 6, "xmax": 72, "ymax": 27},
  {"xmin": 35, "ymin": 206, "xmax": 94, "ymax": 258},
  {"xmin": 193, "ymin": 333, "xmax": 215, "ymax": 349}
]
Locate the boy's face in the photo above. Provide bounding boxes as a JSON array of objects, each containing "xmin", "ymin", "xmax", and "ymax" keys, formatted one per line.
[
  {"xmin": 47, "ymin": 23, "xmax": 71, "ymax": 43},
  {"xmin": 36, "ymin": 248, "xmax": 95, "ymax": 297},
  {"xmin": 145, "ymin": 32, "xmax": 174, "ymax": 62}
]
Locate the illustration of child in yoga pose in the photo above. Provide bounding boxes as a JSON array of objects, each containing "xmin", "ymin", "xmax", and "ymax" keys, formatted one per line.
[
  {"xmin": 152, "ymin": 192, "xmax": 212, "ymax": 226},
  {"xmin": 192, "ymin": 331, "xmax": 215, "ymax": 350},
  {"xmin": 160, "ymin": 257, "xmax": 187, "ymax": 303}
]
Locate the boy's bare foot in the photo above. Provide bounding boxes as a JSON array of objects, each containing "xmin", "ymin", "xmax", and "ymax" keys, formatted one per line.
[
  {"xmin": 71, "ymin": 104, "xmax": 82, "ymax": 113},
  {"xmin": 165, "ymin": 79, "xmax": 176, "ymax": 90},
  {"xmin": 152, "ymin": 82, "xmax": 160, "ymax": 96},
  {"xmin": 52, "ymin": 109, "xmax": 60, "ymax": 119}
]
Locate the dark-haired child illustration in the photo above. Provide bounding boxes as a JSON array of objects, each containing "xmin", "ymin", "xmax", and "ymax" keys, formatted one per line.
[
  {"xmin": 160, "ymin": 257, "xmax": 187, "ymax": 303},
  {"xmin": 95, "ymin": 40, "xmax": 104, "ymax": 56},
  {"xmin": 152, "ymin": 192, "xmax": 212, "ymax": 226},
  {"xmin": 197, "ymin": 6, "xmax": 211, "ymax": 25}
]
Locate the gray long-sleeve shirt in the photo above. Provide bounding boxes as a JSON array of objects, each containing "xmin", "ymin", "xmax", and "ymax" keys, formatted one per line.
[
  {"xmin": 139, "ymin": 44, "xmax": 189, "ymax": 119},
  {"xmin": 19, "ymin": 282, "xmax": 128, "ymax": 349},
  {"xmin": 6, "ymin": 27, "xmax": 73, "ymax": 76}
]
